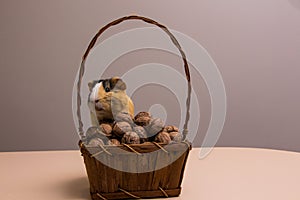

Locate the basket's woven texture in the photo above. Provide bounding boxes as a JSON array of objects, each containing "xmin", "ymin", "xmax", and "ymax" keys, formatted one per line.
[{"xmin": 80, "ymin": 141, "xmax": 191, "ymax": 200}]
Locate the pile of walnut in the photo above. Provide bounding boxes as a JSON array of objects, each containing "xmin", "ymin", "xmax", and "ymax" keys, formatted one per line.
[{"xmin": 85, "ymin": 111, "xmax": 182, "ymax": 146}]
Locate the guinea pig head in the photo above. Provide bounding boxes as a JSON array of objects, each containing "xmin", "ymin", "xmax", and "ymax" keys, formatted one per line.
[
  {"xmin": 88, "ymin": 77, "xmax": 126, "ymax": 93},
  {"xmin": 88, "ymin": 77, "xmax": 129, "ymax": 121}
]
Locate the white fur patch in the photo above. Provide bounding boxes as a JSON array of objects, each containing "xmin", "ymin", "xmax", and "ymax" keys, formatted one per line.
[{"xmin": 89, "ymin": 82, "xmax": 102, "ymax": 102}]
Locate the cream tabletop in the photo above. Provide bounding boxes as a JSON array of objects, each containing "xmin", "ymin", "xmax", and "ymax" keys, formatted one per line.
[{"xmin": 0, "ymin": 147, "xmax": 299, "ymax": 200}]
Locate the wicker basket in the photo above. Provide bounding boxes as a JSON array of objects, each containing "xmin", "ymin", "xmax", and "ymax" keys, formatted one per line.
[{"xmin": 76, "ymin": 15, "xmax": 192, "ymax": 200}]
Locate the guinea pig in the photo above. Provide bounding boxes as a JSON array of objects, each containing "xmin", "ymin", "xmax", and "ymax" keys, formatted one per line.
[{"xmin": 88, "ymin": 76, "xmax": 134, "ymax": 125}]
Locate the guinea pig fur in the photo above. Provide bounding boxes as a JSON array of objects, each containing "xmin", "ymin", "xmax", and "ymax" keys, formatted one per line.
[{"xmin": 88, "ymin": 77, "xmax": 134, "ymax": 124}]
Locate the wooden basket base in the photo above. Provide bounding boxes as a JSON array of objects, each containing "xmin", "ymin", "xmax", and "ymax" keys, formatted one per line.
[
  {"xmin": 80, "ymin": 141, "xmax": 191, "ymax": 200},
  {"xmin": 91, "ymin": 188, "xmax": 181, "ymax": 200}
]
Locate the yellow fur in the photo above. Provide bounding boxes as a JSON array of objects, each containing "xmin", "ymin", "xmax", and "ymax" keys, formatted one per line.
[{"xmin": 88, "ymin": 77, "xmax": 134, "ymax": 124}]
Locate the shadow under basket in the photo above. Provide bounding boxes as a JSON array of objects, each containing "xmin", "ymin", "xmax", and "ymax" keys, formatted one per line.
[{"xmin": 79, "ymin": 141, "xmax": 192, "ymax": 200}]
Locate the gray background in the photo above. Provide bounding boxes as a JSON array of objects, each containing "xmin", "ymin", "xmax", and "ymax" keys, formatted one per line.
[{"xmin": 0, "ymin": 0, "xmax": 299, "ymax": 152}]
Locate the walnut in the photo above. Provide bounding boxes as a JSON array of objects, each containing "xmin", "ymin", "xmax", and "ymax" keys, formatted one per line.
[
  {"xmin": 107, "ymin": 138, "xmax": 121, "ymax": 146},
  {"xmin": 133, "ymin": 126, "xmax": 148, "ymax": 143},
  {"xmin": 112, "ymin": 121, "xmax": 132, "ymax": 138},
  {"xmin": 162, "ymin": 125, "xmax": 182, "ymax": 142},
  {"xmin": 114, "ymin": 112, "xmax": 133, "ymax": 124},
  {"xmin": 145, "ymin": 118, "xmax": 165, "ymax": 137},
  {"xmin": 99, "ymin": 123, "xmax": 112, "ymax": 136},
  {"xmin": 121, "ymin": 131, "xmax": 140, "ymax": 144},
  {"xmin": 154, "ymin": 132, "xmax": 171, "ymax": 144},
  {"xmin": 163, "ymin": 125, "xmax": 179, "ymax": 133},
  {"xmin": 134, "ymin": 111, "xmax": 151, "ymax": 126},
  {"xmin": 134, "ymin": 116, "xmax": 151, "ymax": 126},
  {"xmin": 169, "ymin": 131, "xmax": 183, "ymax": 142},
  {"xmin": 135, "ymin": 111, "xmax": 151, "ymax": 119}
]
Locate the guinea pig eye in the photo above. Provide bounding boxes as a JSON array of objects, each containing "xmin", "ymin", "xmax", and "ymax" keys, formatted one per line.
[{"xmin": 105, "ymin": 87, "xmax": 110, "ymax": 92}]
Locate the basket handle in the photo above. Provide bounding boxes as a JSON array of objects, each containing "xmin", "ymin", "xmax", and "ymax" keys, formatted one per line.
[{"xmin": 76, "ymin": 15, "xmax": 191, "ymax": 140}]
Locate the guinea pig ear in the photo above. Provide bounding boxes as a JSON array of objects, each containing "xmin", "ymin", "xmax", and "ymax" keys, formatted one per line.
[
  {"xmin": 88, "ymin": 80, "xmax": 98, "ymax": 92},
  {"xmin": 110, "ymin": 77, "xmax": 127, "ymax": 91}
]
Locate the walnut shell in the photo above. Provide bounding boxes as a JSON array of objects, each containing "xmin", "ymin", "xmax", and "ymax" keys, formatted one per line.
[
  {"xmin": 134, "ymin": 116, "xmax": 151, "ymax": 126},
  {"xmin": 169, "ymin": 131, "xmax": 183, "ymax": 142},
  {"xmin": 114, "ymin": 112, "xmax": 133, "ymax": 124},
  {"xmin": 107, "ymin": 138, "xmax": 121, "ymax": 146},
  {"xmin": 121, "ymin": 131, "xmax": 140, "ymax": 144},
  {"xmin": 99, "ymin": 123, "xmax": 112, "ymax": 136},
  {"xmin": 134, "ymin": 112, "xmax": 151, "ymax": 126},
  {"xmin": 133, "ymin": 126, "xmax": 148, "ymax": 143},
  {"xmin": 113, "ymin": 121, "xmax": 132, "ymax": 138},
  {"xmin": 145, "ymin": 118, "xmax": 165, "ymax": 137},
  {"xmin": 135, "ymin": 111, "xmax": 151, "ymax": 119},
  {"xmin": 163, "ymin": 125, "xmax": 179, "ymax": 133},
  {"xmin": 154, "ymin": 132, "xmax": 171, "ymax": 144}
]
